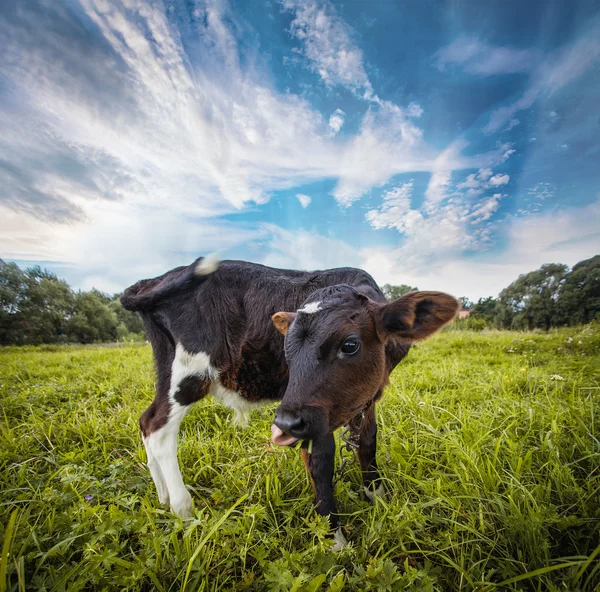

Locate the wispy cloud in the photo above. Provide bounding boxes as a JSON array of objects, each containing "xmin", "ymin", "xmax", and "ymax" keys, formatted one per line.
[
  {"xmin": 504, "ymin": 118, "xmax": 520, "ymax": 131},
  {"xmin": 456, "ymin": 168, "xmax": 510, "ymax": 197},
  {"xmin": 260, "ymin": 224, "xmax": 361, "ymax": 271},
  {"xmin": 424, "ymin": 139, "xmax": 514, "ymax": 209},
  {"xmin": 282, "ymin": 0, "xmax": 375, "ymax": 99},
  {"xmin": 484, "ymin": 19, "xmax": 600, "ymax": 132},
  {"xmin": 434, "ymin": 36, "xmax": 540, "ymax": 75}
]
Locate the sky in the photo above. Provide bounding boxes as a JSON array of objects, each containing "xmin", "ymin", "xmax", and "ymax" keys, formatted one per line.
[{"xmin": 1, "ymin": 0, "xmax": 599, "ymax": 301}]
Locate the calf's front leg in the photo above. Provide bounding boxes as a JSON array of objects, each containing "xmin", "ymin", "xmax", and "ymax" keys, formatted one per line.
[
  {"xmin": 300, "ymin": 434, "xmax": 347, "ymax": 549},
  {"xmin": 353, "ymin": 402, "xmax": 385, "ymax": 500}
]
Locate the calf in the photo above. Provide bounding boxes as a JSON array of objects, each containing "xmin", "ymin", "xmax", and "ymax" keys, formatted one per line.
[{"xmin": 122, "ymin": 258, "xmax": 458, "ymax": 540}]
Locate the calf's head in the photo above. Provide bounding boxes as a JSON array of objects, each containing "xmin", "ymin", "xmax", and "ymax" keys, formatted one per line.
[{"xmin": 270, "ymin": 285, "xmax": 459, "ymax": 446}]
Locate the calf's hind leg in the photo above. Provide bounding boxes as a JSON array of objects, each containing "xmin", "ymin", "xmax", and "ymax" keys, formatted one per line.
[
  {"xmin": 141, "ymin": 364, "xmax": 211, "ymax": 517},
  {"xmin": 140, "ymin": 402, "xmax": 170, "ymax": 506}
]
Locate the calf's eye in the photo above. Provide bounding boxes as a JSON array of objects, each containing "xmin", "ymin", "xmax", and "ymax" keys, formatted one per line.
[{"xmin": 340, "ymin": 338, "xmax": 360, "ymax": 356}]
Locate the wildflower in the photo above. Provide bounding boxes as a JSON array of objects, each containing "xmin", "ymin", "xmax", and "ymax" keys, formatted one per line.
[
  {"xmin": 84, "ymin": 495, "xmax": 94, "ymax": 501},
  {"xmin": 550, "ymin": 374, "xmax": 565, "ymax": 381},
  {"xmin": 566, "ymin": 337, "xmax": 573, "ymax": 343},
  {"xmin": 578, "ymin": 340, "xmax": 583, "ymax": 344},
  {"xmin": 521, "ymin": 368, "xmax": 526, "ymax": 373},
  {"xmin": 504, "ymin": 375, "xmax": 509, "ymax": 381}
]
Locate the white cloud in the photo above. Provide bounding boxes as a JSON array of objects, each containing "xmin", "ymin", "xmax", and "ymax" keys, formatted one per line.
[
  {"xmin": 331, "ymin": 99, "xmax": 434, "ymax": 206},
  {"xmin": 527, "ymin": 182, "xmax": 555, "ymax": 202},
  {"xmin": 523, "ymin": 182, "xmax": 555, "ymax": 212},
  {"xmin": 456, "ymin": 169, "xmax": 509, "ymax": 199},
  {"xmin": 489, "ymin": 174, "xmax": 510, "ymax": 187},
  {"xmin": 434, "ymin": 36, "xmax": 540, "ymax": 75},
  {"xmin": 361, "ymin": 198, "xmax": 600, "ymax": 301},
  {"xmin": 296, "ymin": 193, "xmax": 312, "ymax": 208},
  {"xmin": 282, "ymin": 0, "xmax": 375, "ymax": 99},
  {"xmin": 328, "ymin": 108, "xmax": 345, "ymax": 136},
  {"xmin": 260, "ymin": 224, "xmax": 361, "ymax": 271},
  {"xmin": 365, "ymin": 182, "xmax": 423, "ymax": 232},
  {"xmin": 364, "ymin": 155, "xmax": 515, "ymax": 277},
  {"xmin": 365, "ymin": 178, "xmax": 506, "ymax": 274},
  {"xmin": 469, "ymin": 193, "xmax": 503, "ymax": 224},
  {"xmin": 423, "ymin": 139, "xmax": 466, "ymax": 208}
]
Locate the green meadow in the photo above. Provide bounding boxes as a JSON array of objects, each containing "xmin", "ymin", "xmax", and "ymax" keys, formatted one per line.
[{"xmin": 1, "ymin": 327, "xmax": 599, "ymax": 591}]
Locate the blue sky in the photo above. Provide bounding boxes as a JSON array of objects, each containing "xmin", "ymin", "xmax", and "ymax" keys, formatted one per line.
[{"xmin": 1, "ymin": 0, "xmax": 599, "ymax": 300}]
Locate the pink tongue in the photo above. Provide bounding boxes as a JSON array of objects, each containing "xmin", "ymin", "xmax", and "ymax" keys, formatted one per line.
[{"xmin": 271, "ymin": 424, "xmax": 299, "ymax": 446}]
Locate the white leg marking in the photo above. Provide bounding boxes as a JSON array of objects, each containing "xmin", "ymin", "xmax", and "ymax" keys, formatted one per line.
[
  {"xmin": 364, "ymin": 483, "xmax": 386, "ymax": 501},
  {"xmin": 331, "ymin": 527, "xmax": 348, "ymax": 551},
  {"xmin": 143, "ymin": 436, "xmax": 169, "ymax": 505},
  {"xmin": 147, "ymin": 403, "xmax": 192, "ymax": 517},
  {"xmin": 146, "ymin": 345, "xmax": 218, "ymax": 517}
]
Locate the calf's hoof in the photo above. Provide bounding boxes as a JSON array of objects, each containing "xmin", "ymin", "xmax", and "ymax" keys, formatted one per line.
[
  {"xmin": 170, "ymin": 490, "xmax": 194, "ymax": 519},
  {"xmin": 330, "ymin": 527, "xmax": 349, "ymax": 552},
  {"xmin": 364, "ymin": 483, "xmax": 386, "ymax": 502}
]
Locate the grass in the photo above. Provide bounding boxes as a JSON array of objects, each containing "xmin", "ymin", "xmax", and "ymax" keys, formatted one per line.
[{"xmin": 1, "ymin": 327, "xmax": 599, "ymax": 591}]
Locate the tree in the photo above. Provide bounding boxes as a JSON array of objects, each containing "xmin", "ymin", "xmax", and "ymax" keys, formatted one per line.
[
  {"xmin": 458, "ymin": 296, "xmax": 473, "ymax": 310},
  {"xmin": 17, "ymin": 267, "xmax": 74, "ymax": 344},
  {"xmin": 556, "ymin": 255, "xmax": 600, "ymax": 325},
  {"xmin": 381, "ymin": 284, "xmax": 418, "ymax": 301},
  {"xmin": 470, "ymin": 297, "xmax": 498, "ymax": 326},
  {"xmin": 109, "ymin": 296, "xmax": 146, "ymax": 340},
  {"xmin": 496, "ymin": 263, "xmax": 568, "ymax": 330},
  {"xmin": 66, "ymin": 291, "xmax": 118, "ymax": 344},
  {"xmin": 0, "ymin": 260, "xmax": 28, "ymax": 344}
]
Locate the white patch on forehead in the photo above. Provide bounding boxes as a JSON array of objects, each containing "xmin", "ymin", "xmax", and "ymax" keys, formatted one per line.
[{"xmin": 298, "ymin": 301, "xmax": 322, "ymax": 314}]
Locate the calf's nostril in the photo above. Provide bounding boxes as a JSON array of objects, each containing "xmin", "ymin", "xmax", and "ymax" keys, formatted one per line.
[{"xmin": 274, "ymin": 411, "xmax": 306, "ymax": 436}]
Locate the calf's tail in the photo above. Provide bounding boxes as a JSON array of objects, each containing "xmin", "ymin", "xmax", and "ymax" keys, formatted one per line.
[{"xmin": 120, "ymin": 256, "xmax": 219, "ymax": 312}]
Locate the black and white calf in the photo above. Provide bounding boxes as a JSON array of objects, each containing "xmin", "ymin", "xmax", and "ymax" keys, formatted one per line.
[{"xmin": 122, "ymin": 258, "xmax": 459, "ymax": 536}]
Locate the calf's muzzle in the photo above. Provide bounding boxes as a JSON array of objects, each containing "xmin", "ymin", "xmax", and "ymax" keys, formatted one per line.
[
  {"xmin": 271, "ymin": 403, "xmax": 329, "ymax": 446},
  {"xmin": 274, "ymin": 408, "xmax": 306, "ymax": 439}
]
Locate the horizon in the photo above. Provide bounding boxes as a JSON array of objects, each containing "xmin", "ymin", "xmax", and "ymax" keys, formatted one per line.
[{"xmin": 1, "ymin": 0, "xmax": 600, "ymax": 301}]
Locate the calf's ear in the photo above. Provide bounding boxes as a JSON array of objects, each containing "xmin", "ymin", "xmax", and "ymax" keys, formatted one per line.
[
  {"xmin": 272, "ymin": 312, "xmax": 297, "ymax": 335},
  {"xmin": 376, "ymin": 291, "xmax": 460, "ymax": 342}
]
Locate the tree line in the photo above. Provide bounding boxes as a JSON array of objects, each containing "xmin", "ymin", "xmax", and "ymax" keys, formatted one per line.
[
  {"xmin": 0, "ymin": 260, "xmax": 145, "ymax": 345},
  {"xmin": 1, "ymin": 254, "xmax": 598, "ymax": 345},
  {"xmin": 383, "ymin": 254, "xmax": 599, "ymax": 331}
]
